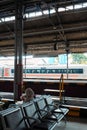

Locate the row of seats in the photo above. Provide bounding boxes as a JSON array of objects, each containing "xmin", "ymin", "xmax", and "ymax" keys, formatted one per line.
[{"xmin": 0, "ymin": 95, "xmax": 69, "ymax": 130}]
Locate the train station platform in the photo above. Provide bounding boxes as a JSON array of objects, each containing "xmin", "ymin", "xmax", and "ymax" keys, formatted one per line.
[{"xmin": 55, "ymin": 97, "xmax": 87, "ymax": 118}]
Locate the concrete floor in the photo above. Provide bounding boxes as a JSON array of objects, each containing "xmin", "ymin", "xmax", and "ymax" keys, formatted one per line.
[{"xmin": 54, "ymin": 116, "xmax": 87, "ymax": 130}]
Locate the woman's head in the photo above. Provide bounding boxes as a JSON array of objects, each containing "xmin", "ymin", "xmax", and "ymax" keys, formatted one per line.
[{"xmin": 25, "ymin": 88, "xmax": 34, "ymax": 101}]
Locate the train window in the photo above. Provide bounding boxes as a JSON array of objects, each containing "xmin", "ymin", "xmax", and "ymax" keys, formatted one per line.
[
  {"xmin": 26, "ymin": 69, "xmax": 30, "ymax": 73},
  {"xmin": 60, "ymin": 69, "xmax": 64, "ymax": 73},
  {"xmin": 37, "ymin": 69, "xmax": 40, "ymax": 73},
  {"xmin": 56, "ymin": 69, "xmax": 65, "ymax": 73},
  {"xmin": 25, "ymin": 69, "xmax": 32, "ymax": 73},
  {"xmin": 47, "ymin": 69, "xmax": 51, "ymax": 73},
  {"xmin": 24, "ymin": 69, "xmax": 28, "ymax": 73},
  {"xmin": 72, "ymin": 69, "xmax": 76, "ymax": 73},
  {"xmin": 64, "ymin": 69, "xmax": 67, "ymax": 73},
  {"xmin": 11, "ymin": 69, "xmax": 14, "ymax": 73},
  {"xmin": 51, "ymin": 69, "xmax": 56, "ymax": 73},
  {"xmin": 40, "ymin": 69, "xmax": 46, "ymax": 73},
  {"xmin": 68, "ymin": 69, "xmax": 72, "ymax": 73},
  {"xmin": 31, "ymin": 69, "xmax": 36, "ymax": 73},
  {"xmin": 54, "ymin": 69, "xmax": 57, "ymax": 73},
  {"xmin": 79, "ymin": 69, "xmax": 83, "ymax": 73},
  {"xmin": 58, "ymin": 69, "xmax": 61, "ymax": 73},
  {"xmin": 72, "ymin": 69, "xmax": 83, "ymax": 73},
  {"xmin": 31, "ymin": 69, "xmax": 40, "ymax": 73}
]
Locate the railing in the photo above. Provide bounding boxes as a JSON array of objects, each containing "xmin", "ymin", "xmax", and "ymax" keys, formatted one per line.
[
  {"xmin": 59, "ymin": 74, "xmax": 65, "ymax": 103},
  {"xmin": 44, "ymin": 74, "xmax": 65, "ymax": 103}
]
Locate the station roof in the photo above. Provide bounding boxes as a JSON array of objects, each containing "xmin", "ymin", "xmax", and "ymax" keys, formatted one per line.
[{"xmin": 0, "ymin": 0, "xmax": 87, "ymax": 57}]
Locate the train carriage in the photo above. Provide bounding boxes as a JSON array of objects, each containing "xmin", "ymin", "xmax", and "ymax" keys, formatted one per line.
[{"xmin": 2, "ymin": 64, "xmax": 86, "ymax": 79}]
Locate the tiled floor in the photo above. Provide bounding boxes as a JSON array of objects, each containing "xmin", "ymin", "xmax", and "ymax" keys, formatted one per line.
[{"xmin": 54, "ymin": 116, "xmax": 87, "ymax": 130}]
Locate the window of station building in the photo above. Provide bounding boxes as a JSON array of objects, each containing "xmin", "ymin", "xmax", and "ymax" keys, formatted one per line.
[{"xmin": 0, "ymin": 2, "xmax": 87, "ymax": 24}]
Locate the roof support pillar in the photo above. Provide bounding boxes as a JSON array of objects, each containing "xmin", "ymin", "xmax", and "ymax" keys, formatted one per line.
[{"xmin": 14, "ymin": 0, "xmax": 24, "ymax": 100}]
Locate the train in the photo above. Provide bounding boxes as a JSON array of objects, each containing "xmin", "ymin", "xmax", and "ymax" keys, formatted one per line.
[{"xmin": 0, "ymin": 64, "xmax": 86, "ymax": 79}]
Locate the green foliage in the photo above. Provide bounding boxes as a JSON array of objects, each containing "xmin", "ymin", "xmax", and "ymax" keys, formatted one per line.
[{"xmin": 72, "ymin": 53, "xmax": 87, "ymax": 64}]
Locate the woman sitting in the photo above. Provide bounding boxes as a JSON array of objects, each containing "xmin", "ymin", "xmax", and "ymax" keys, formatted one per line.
[{"xmin": 20, "ymin": 88, "xmax": 35, "ymax": 102}]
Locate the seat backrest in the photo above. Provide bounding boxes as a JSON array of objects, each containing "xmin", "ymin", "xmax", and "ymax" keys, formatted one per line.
[
  {"xmin": 44, "ymin": 95, "xmax": 55, "ymax": 110},
  {"xmin": 0, "ymin": 107, "xmax": 28, "ymax": 130},
  {"xmin": 44, "ymin": 95, "xmax": 54, "ymax": 105},
  {"xmin": 21, "ymin": 102, "xmax": 40, "ymax": 127},
  {"xmin": 35, "ymin": 97, "xmax": 48, "ymax": 118}
]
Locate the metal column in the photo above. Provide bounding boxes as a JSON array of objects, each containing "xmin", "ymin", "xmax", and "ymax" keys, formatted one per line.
[
  {"xmin": 66, "ymin": 51, "xmax": 69, "ymax": 79},
  {"xmin": 14, "ymin": 0, "xmax": 24, "ymax": 100}
]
